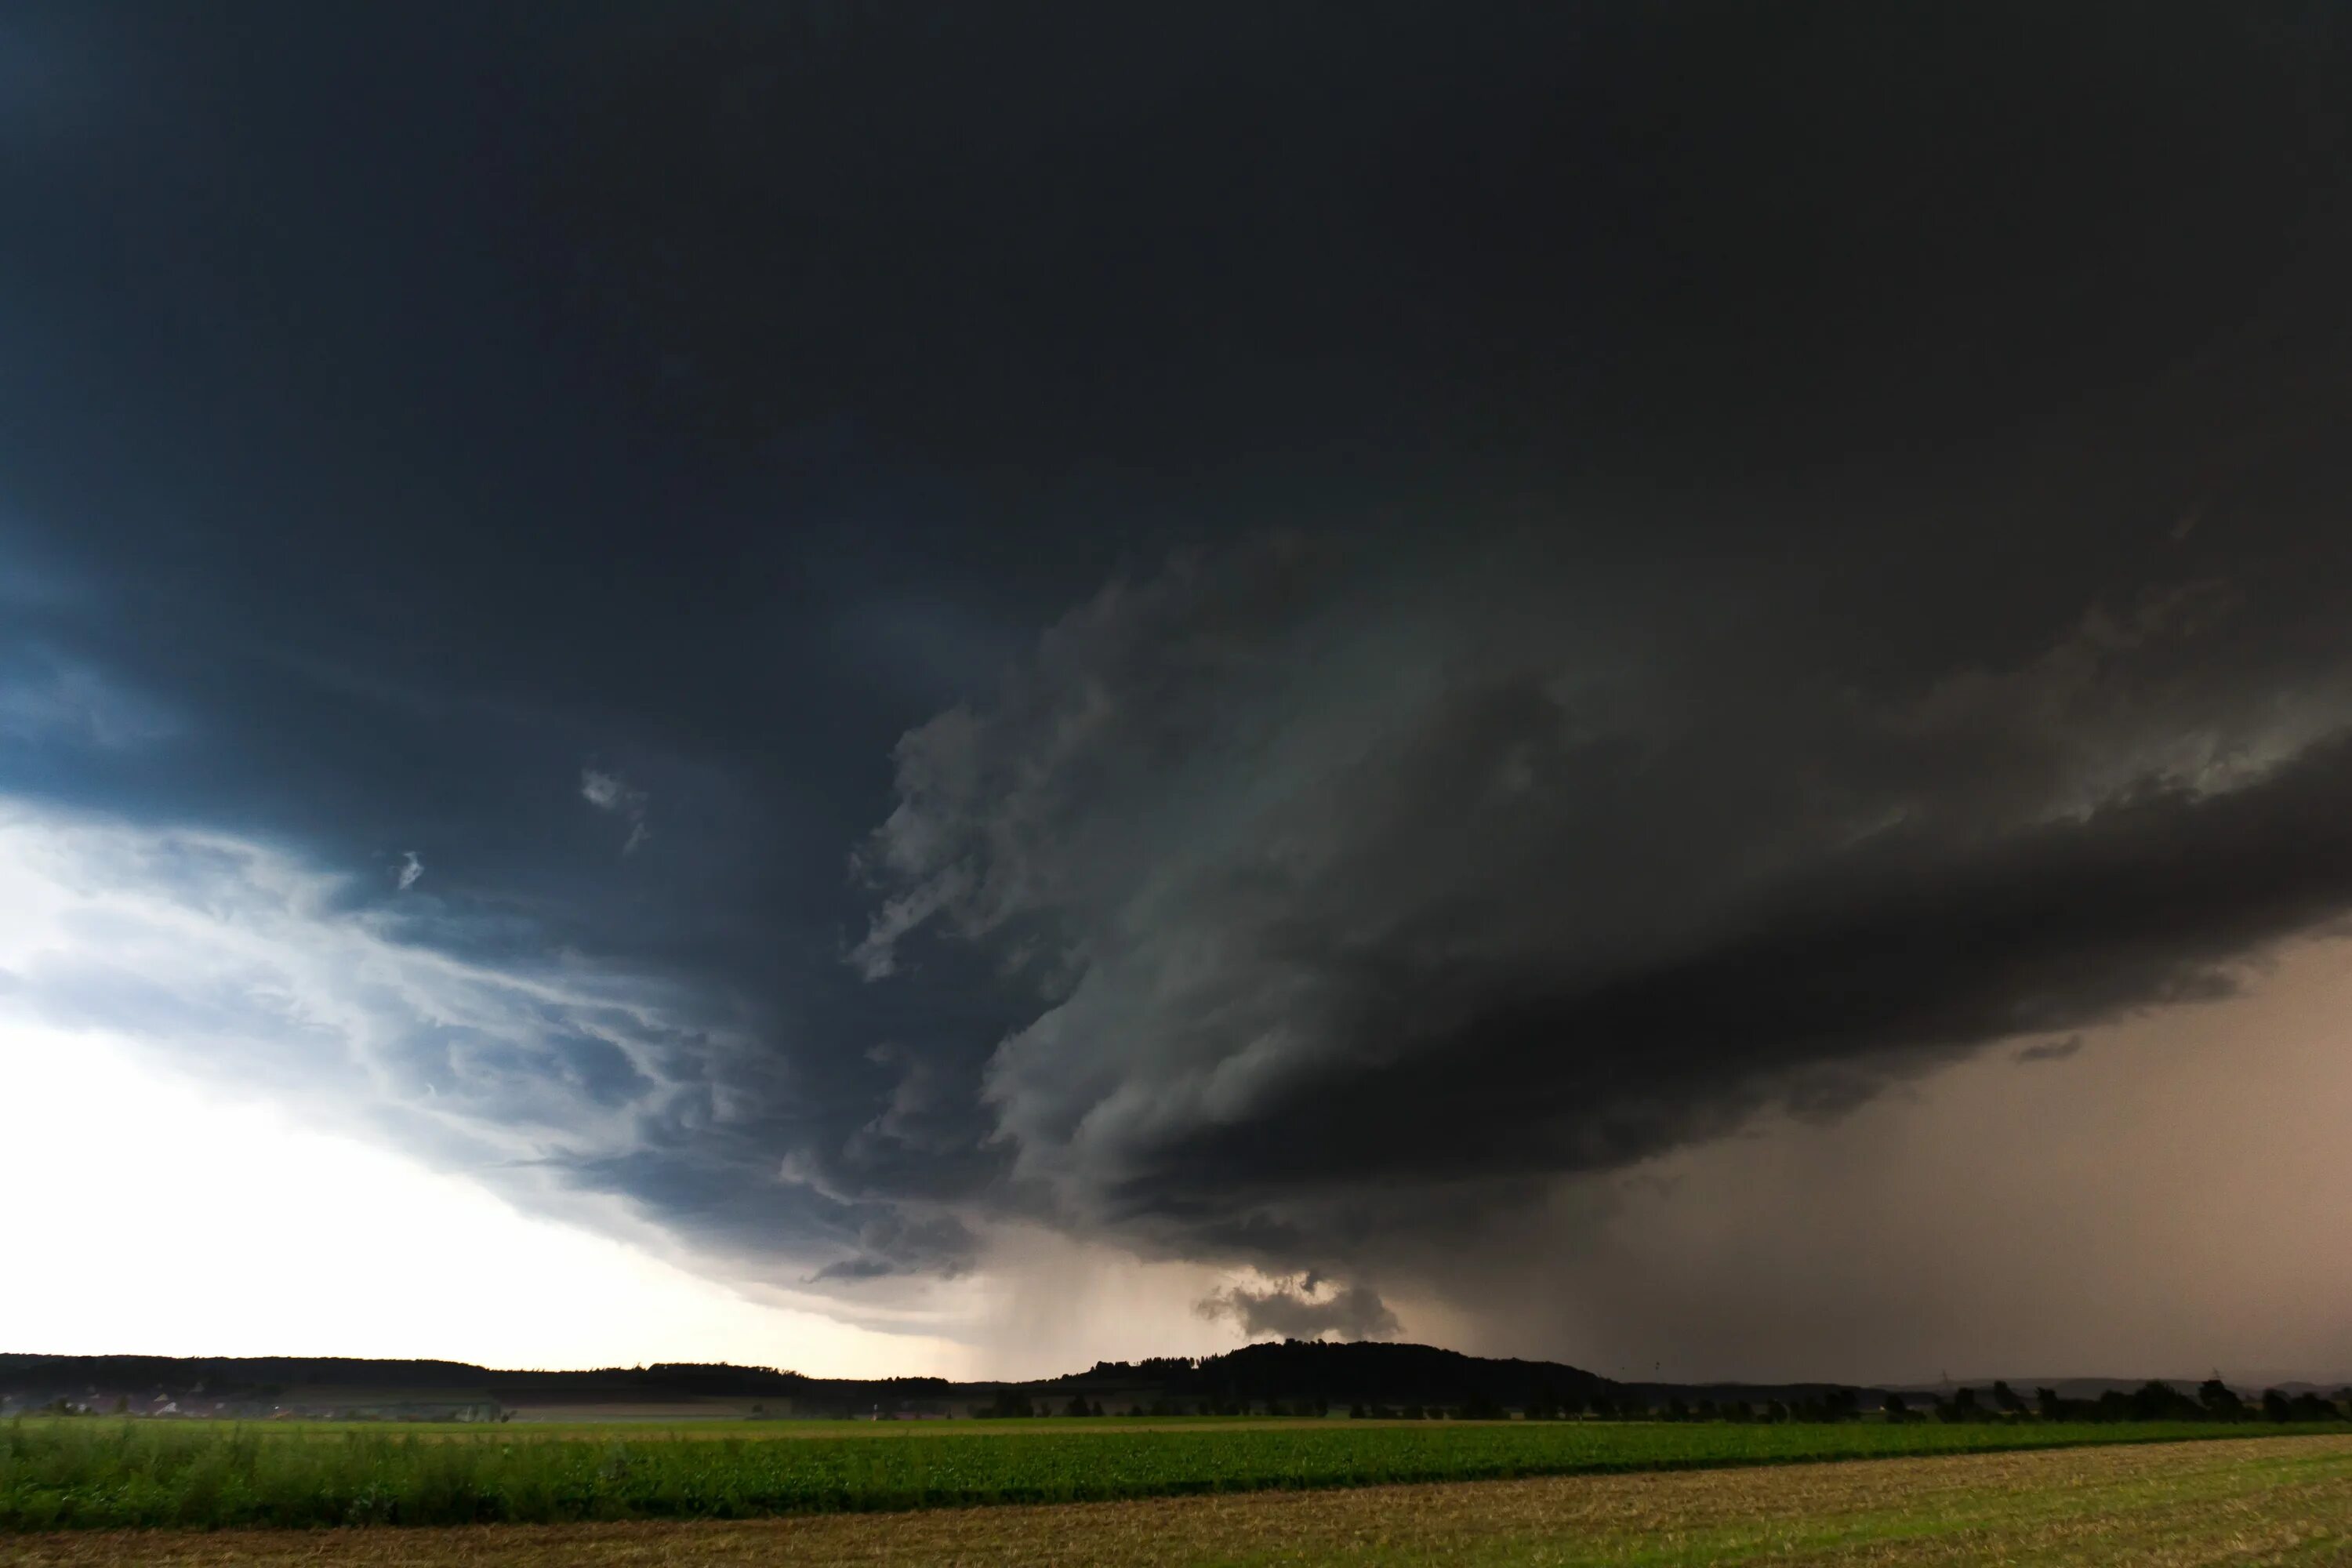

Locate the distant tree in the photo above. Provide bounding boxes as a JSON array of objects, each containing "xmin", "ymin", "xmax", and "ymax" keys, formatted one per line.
[
  {"xmin": 1938, "ymin": 1388, "xmax": 1980, "ymax": 1424},
  {"xmin": 2198, "ymin": 1379, "xmax": 2245, "ymax": 1421},
  {"xmin": 1991, "ymin": 1381, "xmax": 2024, "ymax": 1417},
  {"xmin": 2036, "ymin": 1388, "xmax": 2064, "ymax": 1422},
  {"xmin": 1349, "ymin": 1402, "xmax": 1367, "ymax": 1419},
  {"xmin": 2288, "ymin": 1392, "xmax": 2338, "ymax": 1421},
  {"xmin": 1461, "ymin": 1392, "xmax": 1505, "ymax": 1421},
  {"xmin": 1664, "ymin": 1396, "xmax": 1690, "ymax": 1422},
  {"xmin": 1401, "ymin": 1403, "xmax": 1426, "ymax": 1421},
  {"xmin": 1764, "ymin": 1401, "xmax": 1788, "ymax": 1425},
  {"xmin": 2263, "ymin": 1389, "xmax": 2294, "ymax": 1423},
  {"xmin": 2129, "ymin": 1381, "xmax": 2193, "ymax": 1421},
  {"xmin": 1882, "ymin": 1393, "xmax": 1910, "ymax": 1423}
]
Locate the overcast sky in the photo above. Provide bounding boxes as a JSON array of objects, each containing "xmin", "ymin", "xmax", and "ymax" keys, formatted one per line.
[{"xmin": 4, "ymin": 2, "xmax": 2351, "ymax": 1384}]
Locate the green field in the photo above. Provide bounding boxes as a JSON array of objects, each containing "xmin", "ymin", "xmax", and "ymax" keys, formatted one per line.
[
  {"xmin": 7, "ymin": 1416, "xmax": 2345, "ymax": 1532},
  {"xmin": 6, "ymin": 1436, "xmax": 2350, "ymax": 1566}
]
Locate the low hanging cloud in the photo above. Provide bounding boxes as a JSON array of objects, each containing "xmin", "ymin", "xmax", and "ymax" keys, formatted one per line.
[
  {"xmin": 394, "ymin": 849, "xmax": 424, "ymax": 891},
  {"xmin": 1196, "ymin": 1277, "xmax": 1401, "ymax": 1341},
  {"xmin": 850, "ymin": 534, "xmax": 2352, "ymax": 1301},
  {"xmin": 580, "ymin": 766, "xmax": 652, "ymax": 855}
]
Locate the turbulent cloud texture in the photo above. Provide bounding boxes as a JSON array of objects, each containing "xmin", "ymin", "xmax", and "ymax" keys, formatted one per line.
[{"xmin": 851, "ymin": 529, "xmax": 2352, "ymax": 1292}]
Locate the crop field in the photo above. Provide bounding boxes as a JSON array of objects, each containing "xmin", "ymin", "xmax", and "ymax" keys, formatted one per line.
[
  {"xmin": 4, "ymin": 1433, "xmax": 2347, "ymax": 1566},
  {"xmin": 4, "ymin": 1415, "xmax": 2345, "ymax": 1533}
]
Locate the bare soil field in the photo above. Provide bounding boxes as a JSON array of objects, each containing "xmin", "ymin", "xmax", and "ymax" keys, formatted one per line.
[{"xmin": 9, "ymin": 1432, "xmax": 2347, "ymax": 1566}]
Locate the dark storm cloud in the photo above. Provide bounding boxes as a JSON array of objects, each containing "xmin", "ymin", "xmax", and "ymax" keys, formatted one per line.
[
  {"xmin": 848, "ymin": 521, "xmax": 2352, "ymax": 1289},
  {"xmin": 4, "ymin": 0, "xmax": 2352, "ymax": 1336}
]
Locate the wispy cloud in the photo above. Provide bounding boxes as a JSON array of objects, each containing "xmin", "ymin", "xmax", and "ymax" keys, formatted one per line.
[
  {"xmin": 0, "ymin": 651, "xmax": 180, "ymax": 750},
  {"xmin": 2014, "ymin": 1034, "xmax": 2085, "ymax": 1064},
  {"xmin": 395, "ymin": 850, "xmax": 424, "ymax": 891},
  {"xmin": 580, "ymin": 766, "xmax": 651, "ymax": 855}
]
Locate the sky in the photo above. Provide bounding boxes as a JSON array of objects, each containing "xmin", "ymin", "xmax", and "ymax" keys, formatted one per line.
[{"xmin": 3, "ymin": 2, "xmax": 2351, "ymax": 1385}]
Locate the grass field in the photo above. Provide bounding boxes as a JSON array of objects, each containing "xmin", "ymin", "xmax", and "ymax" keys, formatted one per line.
[
  {"xmin": 5, "ymin": 1415, "xmax": 2346, "ymax": 1531},
  {"xmin": 4, "ymin": 1433, "xmax": 2347, "ymax": 1565}
]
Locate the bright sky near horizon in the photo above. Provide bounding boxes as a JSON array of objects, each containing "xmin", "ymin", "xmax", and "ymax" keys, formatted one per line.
[{"xmin": 0, "ymin": 1020, "xmax": 971, "ymax": 1375}]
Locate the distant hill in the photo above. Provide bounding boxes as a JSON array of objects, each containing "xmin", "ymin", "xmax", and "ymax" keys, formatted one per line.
[
  {"xmin": 1057, "ymin": 1340, "xmax": 1615, "ymax": 1410},
  {"xmin": 2, "ymin": 1344, "xmax": 1612, "ymax": 1418}
]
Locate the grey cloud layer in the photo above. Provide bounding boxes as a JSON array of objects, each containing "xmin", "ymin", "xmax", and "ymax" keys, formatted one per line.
[{"xmin": 850, "ymin": 532, "xmax": 2352, "ymax": 1291}]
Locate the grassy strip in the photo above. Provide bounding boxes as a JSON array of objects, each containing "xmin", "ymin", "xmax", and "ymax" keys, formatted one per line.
[
  {"xmin": 5, "ymin": 1434, "xmax": 2349, "ymax": 1566},
  {"xmin": 4, "ymin": 1417, "xmax": 2344, "ymax": 1532}
]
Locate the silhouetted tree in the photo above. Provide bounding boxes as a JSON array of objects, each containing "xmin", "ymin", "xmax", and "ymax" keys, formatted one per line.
[
  {"xmin": 1991, "ymin": 1381, "xmax": 2024, "ymax": 1417},
  {"xmin": 2198, "ymin": 1379, "xmax": 2245, "ymax": 1421},
  {"xmin": 2263, "ymin": 1389, "xmax": 2294, "ymax": 1423},
  {"xmin": 2129, "ymin": 1381, "xmax": 2193, "ymax": 1421},
  {"xmin": 1882, "ymin": 1393, "xmax": 1910, "ymax": 1423},
  {"xmin": 2036, "ymin": 1388, "xmax": 2064, "ymax": 1422}
]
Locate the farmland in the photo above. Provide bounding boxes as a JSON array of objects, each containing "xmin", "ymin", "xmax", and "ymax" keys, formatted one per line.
[
  {"xmin": 5, "ymin": 1414, "xmax": 2345, "ymax": 1532},
  {"xmin": 4, "ymin": 1433, "xmax": 2347, "ymax": 1566}
]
